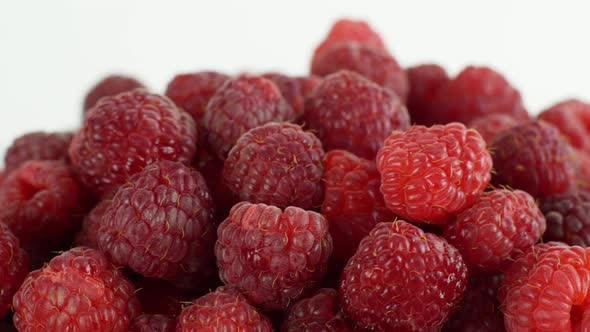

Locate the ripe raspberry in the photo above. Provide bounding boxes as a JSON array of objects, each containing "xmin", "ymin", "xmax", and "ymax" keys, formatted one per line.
[
  {"xmin": 540, "ymin": 191, "xmax": 590, "ymax": 246},
  {"xmin": 129, "ymin": 315, "xmax": 176, "ymax": 332},
  {"xmin": 0, "ymin": 160, "xmax": 91, "ymax": 247},
  {"xmin": 377, "ymin": 122, "xmax": 492, "ymax": 224},
  {"xmin": 443, "ymin": 189, "xmax": 546, "ymax": 272},
  {"xmin": 340, "ymin": 221, "xmax": 467, "ymax": 331},
  {"xmin": 263, "ymin": 73, "xmax": 322, "ymax": 119},
  {"xmin": 4, "ymin": 131, "xmax": 73, "ymax": 173},
  {"xmin": 0, "ymin": 223, "xmax": 28, "ymax": 318},
  {"xmin": 74, "ymin": 199, "xmax": 111, "ymax": 248},
  {"xmin": 203, "ymin": 75, "xmax": 295, "ymax": 160},
  {"xmin": 406, "ymin": 64, "xmax": 450, "ymax": 126},
  {"xmin": 70, "ymin": 89, "xmax": 197, "ymax": 198},
  {"xmin": 83, "ymin": 74, "xmax": 144, "ymax": 113},
  {"xmin": 429, "ymin": 66, "xmax": 528, "ymax": 125},
  {"xmin": 282, "ymin": 288, "xmax": 352, "ymax": 332},
  {"xmin": 311, "ymin": 43, "xmax": 409, "ymax": 102},
  {"xmin": 321, "ymin": 149, "xmax": 397, "ymax": 267},
  {"xmin": 575, "ymin": 149, "xmax": 590, "ymax": 191},
  {"xmin": 177, "ymin": 287, "xmax": 273, "ymax": 331},
  {"xmin": 215, "ymin": 202, "xmax": 333, "ymax": 311},
  {"xmin": 538, "ymin": 99, "xmax": 590, "ymax": 153},
  {"xmin": 97, "ymin": 161, "xmax": 216, "ymax": 284},
  {"xmin": 13, "ymin": 247, "xmax": 141, "ymax": 332},
  {"xmin": 468, "ymin": 113, "xmax": 519, "ymax": 144},
  {"xmin": 164, "ymin": 71, "xmax": 229, "ymax": 132},
  {"xmin": 500, "ymin": 242, "xmax": 590, "ymax": 331},
  {"xmin": 223, "ymin": 122, "xmax": 325, "ymax": 209},
  {"xmin": 491, "ymin": 120, "xmax": 576, "ymax": 197},
  {"xmin": 312, "ymin": 18, "xmax": 387, "ymax": 67},
  {"xmin": 304, "ymin": 70, "xmax": 409, "ymax": 159}
]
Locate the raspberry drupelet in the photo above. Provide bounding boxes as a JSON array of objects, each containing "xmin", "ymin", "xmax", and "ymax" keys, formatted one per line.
[
  {"xmin": 4, "ymin": 131, "xmax": 73, "ymax": 173},
  {"xmin": 83, "ymin": 74, "xmax": 145, "ymax": 114},
  {"xmin": 0, "ymin": 223, "xmax": 28, "ymax": 319},
  {"xmin": 538, "ymin": 98, "xmax": 590, "ymax": 153},
  {"xmin": 540, "ymin": 191, "xmax": 590, "ymax": 246}
]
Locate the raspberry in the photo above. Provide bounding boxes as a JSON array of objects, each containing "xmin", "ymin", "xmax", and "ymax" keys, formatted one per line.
[
  {"xmin": 281, "ymin": 288, "xmax": 352, "ymax": 332},
  {"xmin": 83, "ymin": 74, "xmax": 144, "ymax": 113},
  {"xmin": 164, "ymin": 71, "xmax": 229, "ymax": 134},
  {"xmin": 340, "ymin": 221, "xmax": 468, "ymax": 331},
  {"xmin": 262, "ymin": 73, "xmax": 322, "ymax": 119},
  {"xmin": 70, "ymin": 89, "xmax": 197, "ymax": 198},
  {"xmin": 223, "ymin": 122, "xmax": 325, "ymax": 209},
  {"xmin": 540, "ymin": 191, "xmax": 590, "ymax": 246},
  {"xmin": 429, "ymin": 66, "xmax": 528, "ymax": 125},
  {"xmin": 74, "ymin": 199, "xmax": 111, "ymax": 248},
  {"xmin": 406, "ymin": 64, "xmax": 450, "ymax": 126},
  {"xmin": 491, "ymin": 120, "xmax": 576, "ymax": 197},
  {"xmin": 129, "ymin": 315, "xmax": 176, "ymax": 332},
  {"xmin": 4, "ymin": 131, "xmax": 73, "ymax": 173},
  {"xmin": 575, "ymin": 149, "xmax": 590, "ymax": 190},
  {"xmin": 321, "ymin": 150, "xmax": 397, "ymax": 268},
  {"xmin": 500, "ymin": 242, "xmax": 590, "ymax": 331},
  {"xmin": 312, "ymin": 18, "xmax": 387, "ymax": 67},
  {"xmin": 468, "ymin": 113, "xmax": 519, "ymax": 144},
  {"xmin": 0, "ymin": 160, "xmax": 91, "ymax": 247},
  {"xmin": 97, "ymin": 161, "xmax": 216, "ymax": 284},
  {"xmin": 377, "ymin": 122, "xmax": 492, "ymax": 224},
  {"xmin": 538, "ymin": 99, "xmax": 590, "ymax": 153},
  {"xmin": 311, "ymin": 43, "xmax": 409, "ymax": 102},
  {"xmin": 304, "ymin": 70, "xmax": 410, "ymax": 159},
  {"xmin": 443, "ymin": 189, "xmax": 546, "ymax": 272},
  {"xmin": 203, "ymin": 74, "xmax": 295, "ymax": 160},
  {"xmin": 215, "ymin": 202, "xmax": 333, "ymax": 311},
  {"xmin": 177, "ymin": 287, "xmax": 273, "ymax": 331},
  {"xmin": 0, "ymin": 170, "xmax": 4, "ymax": 186},
  {"xmin": 0, "ymin": 223, "xmax": 28, "ymax": 318},
  {"xmin": 13, "ymin": 247, "xmax": 141, "ymax": 331}
]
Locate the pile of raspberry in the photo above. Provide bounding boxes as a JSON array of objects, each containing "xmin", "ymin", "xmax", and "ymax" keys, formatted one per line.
[{"xmin": 2, "ymin": 18, "xmax": 590, "ymax": 332}]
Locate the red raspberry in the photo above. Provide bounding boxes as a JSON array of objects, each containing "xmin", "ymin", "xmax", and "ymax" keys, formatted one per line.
[
  {"xmin": 0, "ymin": 160, "xmax": 91, "ymax": 247},
  {"xmin": 223, "ymin": 122, "xmax": 325, "ymax": 209},
  {"xmin": 304, "ymin": 70, "xmax": 409, "ymax": 159},
  {"xmin": 340, "ymin": 221, "xmax": 468, "ymax": 331},
  {"xmin": 282, "ymin": 288, "xmax": 352, "ymax": 332},
  {"xmin": 321, "ymin": 150, "xmax": 397, "ymax": 268},
  {"xmin": 263, "ymin": 73, "xmax": 322, "ymax": 119},
  {"xmin": 177, "ymin": 287, "xmax": 273, "ymax": 331},
  {"xmin": 538, "ymin": 99, "xmax": 590, "ymax": 153},
  {"xmin": 4, "ymin": 131, "xmax": 73, "ymax": 173},
  {"xmin": 311, "ymin": 43, "xmax": 409, "ymax": 102},
  {"xmin": 468, "ymin": 113, "xmax": 519, "ymax": 144},
  {"xmin": 83, "ymin": 74, "xmax": 145, "ymax": 113},
  {"xmin": 406, "ymin": 64, "xmax": 450, "ymax": 126},
  {"xmin": 443, "ymin": 189, "xmax": 546, "ymax": 272},
  {"xmin": 74, "ymin": 199, "xmax": 111, "ymax": 248},
  {"xmin": 215, "ymin": 202, "xmax": 333, "ymax": 311},
  {"xmin": 540, "ymin": 191, "xmax": 590, "ymax": 246},
  {"xmin": 312, "ymin": 18, "xmax": 387, "ymax": 67},
  {"xmin": 429, "ymin": 66, "xmax": 528, "ymax": 125},
  {"xmin": 377, "ymin": 123, "xmax": 492, "ymax": 224},
  {"xmin": 129, "ymin": 314, "xmax": 176, "ymax": 332},
  {"xmin": 97, "ymin": 161, "xmax": 216, "ymax": 284},
  {"xmin": 70, "ymin": 89, "xmax": 197, "ymax": 198},
  {"xmin": 499, "ymin": 242, "xmax": 590, "ymax": 331},
  {"xmin": 491, "ymin": 120, "xmax": 576, "ymax": 197},
  {"xmin": 203, "ymin": 75, "xmax": 295, "ymax": 160},
  {"xmin": 0, "ymin": 223, "xmax": 28, "ymax": 318},
  {"xmin": 164, "ymin": 71, "xmax": 229, "ymax": 133},
  {"xmin": 13, "ymin": 247, "xmax": 141, "ymax": 332},
  {"xmin": 575, "ymin": 149, "xmax": 590, "ymax": 190}
]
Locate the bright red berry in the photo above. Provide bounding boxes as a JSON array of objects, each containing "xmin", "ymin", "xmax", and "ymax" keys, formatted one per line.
[
  {"xmin": 74, "ymin": 199, "xmax": 111, "ymax": 249},
  {"xmin": 406, "ymin": 64, "xmax": 450, "ymax": 126},
  {"xmin": 202, "ymin": 75, "xmax": 295, "ymax": 160},
  {"xmin": 4, "ymin": 131, "xmax": 73, "ymax": 173},
  {"xmin": 540, "ymin": 191, "xmax": 590, "ymax": 246},
  {"xmin": 340, "ymin": 221, "xmax": 468, "ymax": 331},
  {"xmin": 491, "ymin": 120, "xmax": 576, "ymax": 197},
  {"xmin": 468, "ymin": 113, "xmax": 519, "ymax": 144},
  {"xmin": 304, "ymin": 70, "xmax": 409, "ymax": 159},
  {"xmin": 0, "ymin": 223, "xmax": 28, "ymax": 319},
  {"xmin": 263, "ymin": 73, "xmax": 322, "ymax": 119},
  {"xmin": 216, "ymin": 202, "xmax": 333, "ymax": 311},
  {"xmin": 70, "ymin": 89, "xmax": 197, "ymax": 198},
  {"xmin": 538, "ymin": 99, "xmax": 590, "ymax": 153},
  {"xmin": 97, "ymin": 161, "xmax": 216, "ymax": 284},
  {"xmin": 443, "ymin": 189, "xmax": 546, "ymax": 272},
  {"xmin": 377, "ymin": 122, "xmax": 492, "ymax": 224},
  {"xmin": 13, "ymin": 247, "xmax": 141, "ymax": 332},
  {"xmin": 129, "ymin": 314, "xmax": 176, "ymax": 332},
  {"xmin": 282, "ymin": 288, "xmax": 352, "ymax": 332},
  {"xmin": 83, "ymin": 74, "xmax": 144, "ymax": 113},
  {"xmin": 223, "ymin": 122, "xmax": 325, "ymax": 209}
]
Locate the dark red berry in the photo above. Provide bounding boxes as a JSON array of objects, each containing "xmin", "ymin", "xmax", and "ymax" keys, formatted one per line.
[
  {"xmin": 575, "ymin": 149, "xmax": 590, "ymax": 191},
  {"xmin": 129, "ymin": 314, "xmax": 176, "ymax": 332},
  {"xmin": 282, "ymin": 288, "xmax": 352, "ymax": 332},
  {"xmin": 0, "ymin": 223, "xmax": 28, "ymax": 319},
  {"xmin": 4, "ymin": 131, "xmax": 73, "ymax": 173},
  {"xmin": 304, "ymin": 70, "xmax": 409, "ymax": 159},
  {"xmin": 538, "ymin": 99, "xmax": 590, "ymax": 153},
  {"xmin": 377, "ymin": 122, "xmax": 492, "ymax": 224},
  {"xmin": 540, "ymin": 191, "xmax": 590, "ymax": 246},
  {"xmin": 74, "ymin": 199, "xmax": 111, "ymax": 249},
  {"xmin": 263, "ymin": 73, "xmax": 322, "ymax": 119},
  {"xmin": 406, "ymin": 63, "xmax": 450, "ymax": 126},
  {"xmin": 468, "ymin": 113, "xmax": 519, "ymax": 144},
  {"xmin": 83, "ymin": 74, "xmax": 144, "ymax": 113}
]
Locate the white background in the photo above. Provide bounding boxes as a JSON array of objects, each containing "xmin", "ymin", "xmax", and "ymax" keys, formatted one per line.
[{"xmin": 1, "ymin": 1, "xmax": 590, "ymax": 158}]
